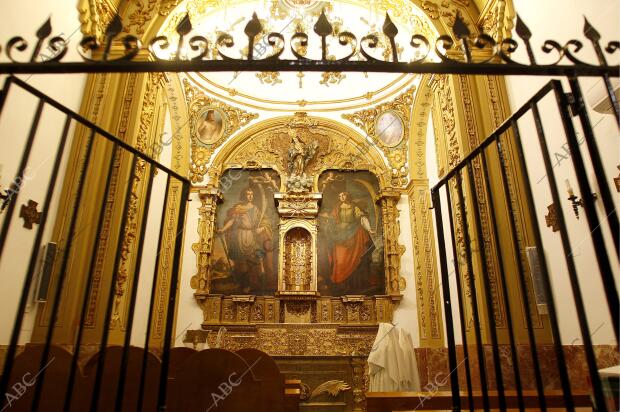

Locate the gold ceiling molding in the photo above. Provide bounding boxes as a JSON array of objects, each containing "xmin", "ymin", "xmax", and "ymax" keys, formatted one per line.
[
  {"xmin": 188, "ymin": 72, "xmax": 417, "ymax": 113},
  {"xmin": 79, "ymin": 0, "xmax": 184, "ymax": 40},
  {"xmin": 78, "ymin": 0, "xmax": 117, "ymax": 39},
  {"xmin": 342, "ymin": 85, "xmax": 417, "ymax": 187},
  {"xmin": 183, "ymin": 78, "xmax": 259, "ymax": 183},
  {"xmin": 162, "ymin": 0, "xmax": 440, "ymax": 35},
  {"xmin": 207, "ymin": 113, "xmax": 391, "ymax": 191},
  {"xmin": 477, "ymin": 0, "xmax": 515, "ymax": 45},
  {"xmin": 419, "ymin": 0, "xmax": 479, "ymax": 35},
  {"xmin": 159, "ymin": 0, "xmax": 183, "ymax": 16},
  {"xmin": 409, "ymin": 75, "xmax": 433, "ymax": 179}
]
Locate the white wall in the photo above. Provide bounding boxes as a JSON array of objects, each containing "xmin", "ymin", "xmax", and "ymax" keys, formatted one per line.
[
  {"xmin": 0, "ymin": 0, "xmax": 86, "ymax": 345},
  {"xmin": 172, "ymin": 190, "xmax": 203, "ymax": 347},
  {"xmin": 504, "ymin": 0, "xmax": 619, "ymax": 345}
]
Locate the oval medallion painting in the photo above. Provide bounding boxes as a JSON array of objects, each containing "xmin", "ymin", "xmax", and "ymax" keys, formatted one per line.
[
  {"xmin": 195, "ymin": 108, "xmax": 224, "ymax": 145},
  {"xmin": 375, "ymin": 111, "xmax": 404, "ymax": 147}
]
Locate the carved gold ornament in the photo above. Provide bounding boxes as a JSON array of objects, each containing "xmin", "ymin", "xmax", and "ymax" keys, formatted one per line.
[
  {"xmin": 310, "ymin": 380, "xmax": 351, "ymax": 398},
  {"xmin": 320, "ymin": 71, "xmax": 346, "ymax": 87},
  {"xmin": 256, "ymin": 71, "xmax": 283, "ymax": 85},
  {"xmin": 212, "ymin": 112, "xmax": 388, "ymax": 190},
  {"xmin": 183, "ymin": 77, "xmax": 259, "ymax": 183}
]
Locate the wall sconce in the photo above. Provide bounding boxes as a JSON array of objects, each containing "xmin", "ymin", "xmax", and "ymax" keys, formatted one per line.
[{"xmin": 565, "ymin": 179, "xmax": 598, "ymax": 219}]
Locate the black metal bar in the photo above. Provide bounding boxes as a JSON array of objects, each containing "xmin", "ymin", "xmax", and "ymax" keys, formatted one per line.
[
  {"xmin": 494, "ymin": 137, "xmax": 547, "ymax": 411},
  {"xmin": 63, "ymin": 143, "xmax": 120, "ymax": 412},
  {"xmin": 27, "ymin": 116, "xmax": 73, "ymax": 412},
  {"xmin": 552, "ymin": 81, "xmax": 619, "ymax": 342},
  {"xmin": 90, "ymin": 154, "xmax": 139, "ymax": 412},
  {"xmin": 479, "ymin": 149, "xmax": 524, "ymax": 412},
  {"xmin": 8, "ymin": 77, "xmax": 188, "ymax": 184},
  {"xmin": 137, "ymin": 175, "xmax": 171, "ymax": 412},
  {"xmin": 530, "ymin": 101, "xmax": 608, "ymax": 411},
  {"xmin": 508, "ymin": 119, "xmax": 574, "ymax": 410},
  {"xmin": 445, "ymin": 184, "xmax": 475, "ymax": 411},
  {"xmin": 0, "ymin": 76, "xmax": 14, "ymax": 120},
  {"xmin": 0, "ymin": 61, "xmax": 618, "ymax": 76},
  {"xmin": 157, "ymin": 180, "xmax": 190, "ymax": 410},
  {"xmin": 464, "ymin": 162, "xmax": 506, "ymax": 411},
  {"xmin": 434, "ymin": 82, "xmax": 556, "ymax": 189},
  {"xmin": 431, "ymin": 188, "xmax": 460, "ymax": 411},
  {"xmin": 568, "ymin": 77, "xmax": 620, "ymax": 259},
  {"xmin": 113, "ymin": 162, "xmax": 156, "ymax": 412},
  {"xmin": 0, "ymin": 100, "xmax": 48, "ymax": 407},
  {"xmin": 455, "ymin": 172, "xmax": 490, "ymax": 411},
  {"xmin": 0, "ymin": 98, "xmax": 44, "ymax": 260},
  {"xmin": 601, "ymin": 74, "xmax": 620, "ymax": 126}
]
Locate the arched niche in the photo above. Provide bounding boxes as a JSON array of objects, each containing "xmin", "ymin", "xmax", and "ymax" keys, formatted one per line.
[{"xmin": 279, "ymin": 223, "xmax": 317, "ymax": 295}]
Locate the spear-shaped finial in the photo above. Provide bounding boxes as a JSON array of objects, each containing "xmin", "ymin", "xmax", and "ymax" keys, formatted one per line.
[
  {"xmin": 383, "ymin": 12, "xmax": 399, "ymax": 62},
  {"xmin": 103, "ymin": 14, "xmax": 123, "ymax": 61},
  {"xmin": 176, "ymin": 13, "xmax": 193, "ymax": 36},
  {"xmin": 515, "ymin": 15, "xmax": 531, "ymax": 40},
  {"xmin": 515, "ymin": 14, "xmax": 536, "ymax": 64},
  {"xmin": 175, "ymin": 13, "xmax": 192, "ymax": 60},
  {"xmin": 584, "ymin": 16, "xmax": 606, "ymax": 65},
  {"xmin": 314, "ymin": 9, "xmax": 333, "ymax": 61},
  {"xmin": 452, "ymin": 13, "xmax": 470, "ymax": 39},
  {"xmin": 452, "ymin": 13, "xmax": 471, "ymax": 62},
  {"xmin": 245, "ymin": 12, "xmax": 263, "ymax": 60},
  {"xmin": 32, "ymin": 17, "xmax": 53, "ymax": 62}
]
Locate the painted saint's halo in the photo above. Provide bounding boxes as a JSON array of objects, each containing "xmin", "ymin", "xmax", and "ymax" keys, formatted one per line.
[
  {"xmin": 374, "ymin": 110, "xmax": 404, "ymax": 147},
  {"xmin": 194, "ymin": 107, "xmax": 225, "ymax": 145}
]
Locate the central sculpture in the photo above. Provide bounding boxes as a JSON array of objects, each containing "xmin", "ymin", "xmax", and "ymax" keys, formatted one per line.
[{"xmin": 286, "ymin": 129, "xmax": 319, "ymax": 193}]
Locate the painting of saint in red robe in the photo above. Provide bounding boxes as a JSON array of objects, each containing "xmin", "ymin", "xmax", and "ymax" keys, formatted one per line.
[{"xmin": 318, "ymin": 171, "xmax": 384, "ymax": 296}]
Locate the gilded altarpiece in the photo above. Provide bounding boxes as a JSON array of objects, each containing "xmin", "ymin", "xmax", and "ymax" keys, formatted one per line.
[{"xmin": 185, "ymin": 113, "xmax": 405, "ymax": 411}]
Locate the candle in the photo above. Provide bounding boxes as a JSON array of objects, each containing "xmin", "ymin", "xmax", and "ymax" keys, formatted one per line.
[{"xmin": 565, "ymin": 179, "xmax": 574, "ymax": 197}]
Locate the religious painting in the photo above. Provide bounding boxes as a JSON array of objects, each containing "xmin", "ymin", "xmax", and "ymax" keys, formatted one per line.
[
  {"xmin": 211, "ymin": 169, "xmax": 281, "ymax": 295},
  {"xmin": 195, "ymin": 107, "xmax": 224, "ymax": 145},
  {"xmin": 375, "ymin": 111, "xmax": 404, "ymax": 147},
  {"xmin": 317, "ymin": 171, "xmax": 384, "ymax": 296}
]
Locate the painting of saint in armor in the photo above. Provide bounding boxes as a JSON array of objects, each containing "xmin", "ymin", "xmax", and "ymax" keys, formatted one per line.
[
  {"xmin": 210, "ymin": 169, "xmax": 280, "ymax": 295},
  {"xmin": 317, "ymin": 171, "xmax": 385, "ymax": 296}
]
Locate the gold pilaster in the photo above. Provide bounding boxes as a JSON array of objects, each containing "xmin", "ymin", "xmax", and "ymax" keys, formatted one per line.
[
  {"xmin": 32, "ymin": 48, "xmax": 173, "ymax": 347},
  {"xmin": 407, "ymin": 180, "xmax": 444, "ymax": 347},
  {"xmin": 377, "ymin": 190, "xmax": 406, "ymax": 297},
  {"xmin": 191, "ymin": 186, "xmax": 222, "ymax": 297},
  {"xmin": 429, "ymin": 70, "xmax": 551, "ymax": 344}
]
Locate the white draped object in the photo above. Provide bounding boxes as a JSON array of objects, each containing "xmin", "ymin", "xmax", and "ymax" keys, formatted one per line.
[{"xmin": 368, "ymin": 323, "xmax": 421, "ymax": 392}]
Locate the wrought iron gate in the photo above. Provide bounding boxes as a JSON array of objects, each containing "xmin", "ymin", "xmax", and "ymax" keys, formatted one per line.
[
  {"xmin": 0, "ymin": 9, "xmax": 618, "ymax": 412},
  {"xmin": 0, "ymin": 76, "xmax": 190, "ymax": 411},
  {"xmin": 431, "ymin": 78, "xmax": 618, "ymax": 411}
]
